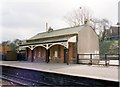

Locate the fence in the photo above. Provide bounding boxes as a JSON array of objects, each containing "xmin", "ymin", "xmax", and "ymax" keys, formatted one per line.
[{"xmin": 77, "ymin": 54, "xmax": 119, "ymax": 66}]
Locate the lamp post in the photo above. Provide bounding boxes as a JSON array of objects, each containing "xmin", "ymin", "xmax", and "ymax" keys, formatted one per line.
[
  {"xmin": 79, "ymin": 7, "xmax": 82, "ymax": 25},
  {"xmin": 117, "ymin": 22, "xmax": 120, "ymax": 60},
  {"xmin": 79, "ymin": 7, "xmax": 86, "ymax": 25}
]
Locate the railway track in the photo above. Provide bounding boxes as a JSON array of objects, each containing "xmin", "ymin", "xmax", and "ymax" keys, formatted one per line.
[
  {"xmin": 1, "ymin": 73, "xmax": 52, "ymax": 86},
  {"xmin": 1, "ymin": 72, "xmax": 88, "ymax": 86},
  {"xmin": 1, "ymin": 65, "xmax": 119, "ymax": 87}
]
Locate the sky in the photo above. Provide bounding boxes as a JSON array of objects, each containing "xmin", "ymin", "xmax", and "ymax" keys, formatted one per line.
[{"xmin": 0, "ymin": 0, "xmax": 119, "ymax": 42}]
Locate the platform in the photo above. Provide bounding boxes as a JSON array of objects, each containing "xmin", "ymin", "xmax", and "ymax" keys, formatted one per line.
[{"xmin": 0, "ymin": 61, "xmax": 119, "ymax": 82}]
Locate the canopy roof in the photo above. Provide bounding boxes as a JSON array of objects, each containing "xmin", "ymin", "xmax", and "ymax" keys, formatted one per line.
[{"xmin": 21, "ymin": 36, "xmax": 72, "ymax": 46}]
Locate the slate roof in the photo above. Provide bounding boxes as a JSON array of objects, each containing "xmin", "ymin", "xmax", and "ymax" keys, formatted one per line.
[
  {"xmin": 29, "ymin": 25, "xmax": 85, "ymax": 40},
  {"xmin": 21, "ymin": 25, "xmax": 86, "ymax": 46}
]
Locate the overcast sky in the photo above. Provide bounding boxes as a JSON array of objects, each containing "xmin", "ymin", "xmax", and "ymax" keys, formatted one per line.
[{"xmin": 0, "ymin": 0, "xmax": 119, "ymax": 42}]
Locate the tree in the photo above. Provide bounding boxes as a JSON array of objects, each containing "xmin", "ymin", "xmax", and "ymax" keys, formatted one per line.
[
  {"xmin": 8, "ymin": 42, "xmax": 16, "ymax": 51},
  {"xmin": 64, "ymin": 7, "xmax": 111, "ymax": 41},
  {"xmin": 100, "ymin": 19, "xmax": 110, "ymax": 41},
  {"xmin": 2, "ymin": 41, "xmax": 11, "ymax": 46},
  {"xmin": 64, "ymin": 7, "xmax": 92, "ymax": 27},
  {"xmin": 2, "ymin": 39, "xmax": 22, "ymax": 51},
  {"xmin": 91, "ymin": 18, "xmax": 110, "ymax": 41},
  {"xmin": 13, "ymin": 39, "xmax": 22, "ymax": 46}
]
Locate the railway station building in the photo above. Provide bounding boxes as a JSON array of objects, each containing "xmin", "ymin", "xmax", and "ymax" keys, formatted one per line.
[{"xmin": 19, "ymin": 25, "xmax": 99, "ymax": 64}]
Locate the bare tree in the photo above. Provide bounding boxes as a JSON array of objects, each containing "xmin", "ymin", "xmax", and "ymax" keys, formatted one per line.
[
  {"xmin": 91, "ymin": 18, "xmax": 110, "ymax": 41},
  {"xmin": 100, "ymin": 19, "xmax": 110, "ymax": 41},
  {"xmin": 64, "ymin": 7, "xmax": 111, "ymax": 41},
  {"xmin": 64, "ymin": 7, "xmax": 92, "ymax": 27}
]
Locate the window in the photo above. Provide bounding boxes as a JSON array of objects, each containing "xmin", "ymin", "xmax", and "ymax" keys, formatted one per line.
[{"xmin": 54, "ymin": 51, "xmax": 58, "ymax": 57}]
